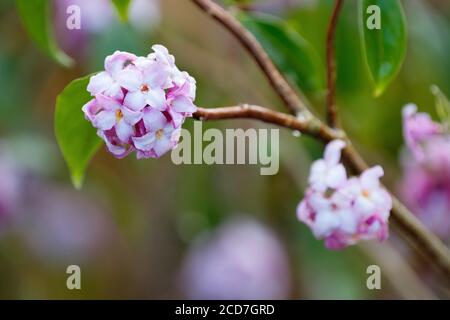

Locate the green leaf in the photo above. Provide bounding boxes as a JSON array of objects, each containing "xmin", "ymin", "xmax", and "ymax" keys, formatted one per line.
[
  {"xmin": 16, "ymin": 0, "xmax": 73, "ymax": 67},
  {"xmin": 238, "ymin": 12, "xmax": 324, "ymax": 93},
  {"xmin": 111, "ymin": 0, "xmax": 132, "ymax": 22},
  {"xmin": 55, "ymin": 75, "xmax": 101, "ymax": 188},
  {"xmin": 359, "ymin": 0, "xmax": 407, "ymax": 96}
]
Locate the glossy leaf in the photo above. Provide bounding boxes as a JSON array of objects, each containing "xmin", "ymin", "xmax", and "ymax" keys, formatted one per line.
[
  {"xmin": 16, "ymin": 0, "xmax": 73, "ymax": 67},
  {"xmin": 55, "ymin": 75, "xmax": 101, "ymax": 189},
  {"xmin": 111, "ymin": 0, "xmax": 132, "ymax": 22},
  {"xmin": 238, "ymin": 12, "xmax": 323, "ymax": 93},
  {"xmin": 359, "ymin": 0, "xmax": 407, "ymax": 96}
]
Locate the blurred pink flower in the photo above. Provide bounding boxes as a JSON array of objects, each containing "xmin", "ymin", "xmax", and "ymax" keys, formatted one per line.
[
  {"xmin": 399, "ymin": 136, "xmax": 450, "ymax": 240},
  {"xmin": 129, "ymin": 0, "xmax": 161, "ymax": 32},
  {"xmin": 297, "ymin": 140, "xmax": 391, "ymax": 249},
  {"xmin": 54, "ymin": 0, "xmax": 161, "ymax": 57},
  {"xmin": 22, "ymin": 184, "xmax": 116, "ymax": 262},
  {"xmin": 402, "ymin": 104, "xmax": 441, "ymax": 161},
  {"xmin": 180, "ymin": 217, "xmax": 291, "ymax": 299},
  {"xmin": 83, "ymin": 46, "xmax": 196, "ymax": 159},
  {"xmin": 53, "ymin": 0, "xmax": 115, "ymax": 56},
  {"xmin": 0, "ymin": 150, "xmax": 22, "ymax": 225}
]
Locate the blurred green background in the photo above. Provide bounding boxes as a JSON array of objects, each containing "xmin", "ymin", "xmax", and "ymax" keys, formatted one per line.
[{"xmin": 0, "ymin": 0, "xmax": 448, "ymax": 299}]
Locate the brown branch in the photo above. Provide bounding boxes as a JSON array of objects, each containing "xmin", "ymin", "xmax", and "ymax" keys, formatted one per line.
[
  {"xmin": 194, "ymin": 105, "xmax": 339, "ymax": 141},
  {"xmin": 189, "ymin": 0, "xmax": 450, "ymax": 279},
  {"xmin": 191, "ymin": 0, "xmax": 308, "ymax": 116},
  {"xmin": 326, "ymin": 0, "xmax": 344, "ymax": 128}
]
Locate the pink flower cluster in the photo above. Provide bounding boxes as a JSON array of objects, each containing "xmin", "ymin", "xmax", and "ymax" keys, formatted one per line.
[
  {"xmin": 400, "ymin": 104, "xmax": 450, "ymax": 240},
  {"xmin": 83, "ymin": 45, "xmax": 196, "ymax": 159},
  {"xmin": 297, "ymin": 140, "xmax": 392, "ymax": 249},
  {"xmin": 402, "ymin": 104, "xmax": 442, "ymax": 161}
]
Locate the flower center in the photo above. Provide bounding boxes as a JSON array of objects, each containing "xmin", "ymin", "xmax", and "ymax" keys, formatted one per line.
[
  {"xmin": 362, "ymin": 189, "xmax": 370, "ymax": 198},
  {"xmin": 140, "ymin": 84, "xmax": 150, "ymax": 93},
  {"xmin": 156, "ymin": 129, "xmax": 164, "ymax": 140},
  {"xmin": 115, "ymin": 109, "xmax": 123, "ymax": 121}
]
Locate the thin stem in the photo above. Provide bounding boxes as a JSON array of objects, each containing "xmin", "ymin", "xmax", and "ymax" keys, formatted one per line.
[
  {"xmin": 189, "ymin": 0, "xmax": 450, "ymax": 279},
  {"xmin": 191, "ymin": 0, "xmax": 308, "ymax": 116},
  {"xmin": 326, "ymin": 0, "xmax": 344, "ymax": 128},
  {"xmin": 194, "ymin": 105, "xmax": 339, "ymax": 141}
]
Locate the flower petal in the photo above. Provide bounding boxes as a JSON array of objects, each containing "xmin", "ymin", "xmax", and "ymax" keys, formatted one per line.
[
  {"xmin": 104, "ymin": 83, "xmax": 124, "ymax": 100},
  {"xmin": 145, "ymin": 88, "xmax": 166, "ymax": 110},
  {"xmin": 360, "ymin": 165, "xmax": 383, "ymax": 190},
  {"xmin": 87, "ymin": 72, "xmax": 113, "ymax": 95},
  {"xmin": 122, "ymin": 107, "xmax": 142, "ymax": 125},
  {"xmin": 82, "ymin": 98, "xmax": 101, "ymax": 121},
  {"xmin": 116, "ymin": 67, "xmax": 142, "ymax": 91},
  {"xmin": 132, "ymin": 132, "xmax": 156, "ymax": 151},
  {"xmin": 168, "ymin": 109, "xmax": 184, "ymax": 128},
  {"xmin": 143, "ymin": 62, "xmax": 169, "ymax": 88},
  {"xmin": 324, "ymin": 139, "xmax": 345, "ymax": 165},
  {"xmin": 143, "ymin": 109, "xmax": 167, "ymax": 130},
  {"xmin": 124, "ymin": 91, "xmax": 147, "ymax": 111},
  {"xmin": 93, "ymin": 110, "xmax": 115, "ymax": 130},
  {"xmin": 116, "ymin": 120, "xmax": 134, "ymax": 142},
  {"xmin": 98, "ymin": 130, "xmax": 131, "ymax": 158},
  {"xmin": 326, "ymin": 164, "xmax": 347, "ymax": 189},
  {"xmin": 171, "ymin": 95, "xmax": 196, "ymax": 113},
  {"xmin": 313, "ymin": 211, "xmax": 340, "ymax": 238},
  {"xmin": 95, "ymin": 94, "xmax": 121, "ymax": 111},
  {"xmin": 105, "ymin": 51, "xmax": 137, "ymax": 76},
  {"xmin": 153, "ymin": 135, "xmax": 173, "ymax": 157}
]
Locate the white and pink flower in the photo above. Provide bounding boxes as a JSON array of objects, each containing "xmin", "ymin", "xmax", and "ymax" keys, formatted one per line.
[
  {"xmin": 297, "ymin": 140, "xmax": 392, "ymax": 249},
  {"xmin": 402, "ymin": 104, "xmax": 442, "ymax": 161},
  {"xmin": 83, "ymin": 45, "xmax": 197, "ymax": 159}
]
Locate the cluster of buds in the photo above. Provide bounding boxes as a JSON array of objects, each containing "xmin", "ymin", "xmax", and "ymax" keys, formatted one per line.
[
  {"xmin": 83, "ymin": 45, "xmax": 196, "ymax": 159},
  {"xmin": 297, "ymin": 140, "xmax": 392, "ymax": 249}
]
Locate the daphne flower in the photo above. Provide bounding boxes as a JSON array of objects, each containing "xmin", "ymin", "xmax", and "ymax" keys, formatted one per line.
[
  {"xmin": 399, "ymin": 136, "xmax": 450, "ymax": 240},
  {"xmin": 351, "ymin": 166, "xmax": 392, "ymax": 218},
  {"xmin": 297, "ymin": 140, "xmax": 391, "ymax": 249},
  {"xmin": 97, "ymin": 129, "xmax": 132, "ymax": 158},
  {"xmin": 83, "ymin": 45, "xmax": 197, "ymax": 159},
  {"xmin": 166, "ymin": 83, "xmax": 197, "ymax": 127},
  {"xmin": 180, "ymin": 217, "xmax": 291, "ymax": 299},
  {"xmin": 308, "ymin": 139, "xmax": 347, "ymax": 192},
  {"xmin": 118, "ymin": 62, "xmax": 169, "ymax": 111},
  {"xmin": 82, "ymin": 95, "xmax": 139, "ymax": 142},
  {"xmin": 149, "ymin": 45, "xmax": 197, "ymax": 97},
  {"xmin": 87, "ymin": 51, "xmax": 137, "ymax": 100},
  {"xmin": 402, "ymin": 104, "xmax": 441, "ymax": 161},
  {"xmin": 132, "ymin": 109, "xmax": 181, "ymax": 158}
]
